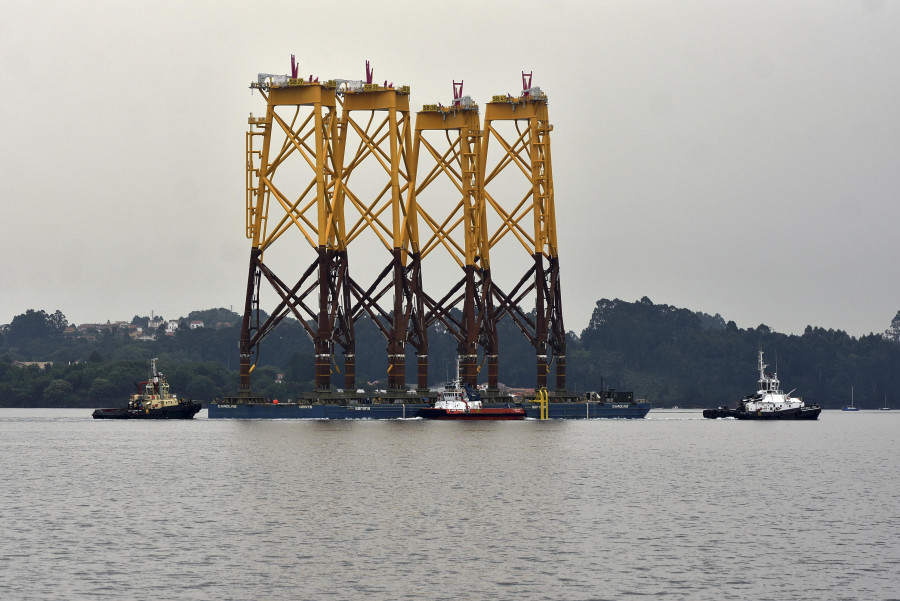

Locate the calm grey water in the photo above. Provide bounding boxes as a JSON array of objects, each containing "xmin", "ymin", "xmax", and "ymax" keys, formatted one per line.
[{"xmin": 1, "ymin": 409, "xmax": 898, "ymax": 601}]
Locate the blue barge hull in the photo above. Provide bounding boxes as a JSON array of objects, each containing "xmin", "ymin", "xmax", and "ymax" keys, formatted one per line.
[{"xmin": 208, "ymin": 401, "xmax": 651, "ymax": 419}]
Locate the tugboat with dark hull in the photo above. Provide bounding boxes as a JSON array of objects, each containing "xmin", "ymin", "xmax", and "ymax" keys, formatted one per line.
[
  {"xmin": 703, "ymin": 351, "xmax": 821, "ymax": 420},
  {"xmin": 92, "ymin": 358, "xmax": 201, "ymax": 420}
]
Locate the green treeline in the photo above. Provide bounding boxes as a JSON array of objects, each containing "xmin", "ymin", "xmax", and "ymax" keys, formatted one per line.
[
  {"xmin": 575, "ymin": 297, "xmax": 900, "ymax": 409},
  {"xmin": 2, "ymin": 300, "xmax": 899, "ymax": 408}
]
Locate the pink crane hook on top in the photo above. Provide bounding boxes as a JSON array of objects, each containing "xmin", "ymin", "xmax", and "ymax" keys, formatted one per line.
[
  {"xmin": 522, "ymin": 71, "xmax": 533, "ymax": 96},
  {"xmin": 453, "ymin": 80, "xmax": 464, "ymax": 106}
]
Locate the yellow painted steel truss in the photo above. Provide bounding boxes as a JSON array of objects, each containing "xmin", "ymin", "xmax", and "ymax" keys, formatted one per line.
[
  {"xmin": 241, "ymin": 67, "xmax": 565, "ymax": 392},
  {"xmin": 335, "ymin": 88, "xmax": 414, "ymax": 258},
  {"xmin": 482, "ymin": 94, "xmax": 557, "ymax": 261},
  {"xmin": 408, "ymin": 107, "xmax": 487, "ymax": 270},
  {"xmin": 246, "ymin": 83, "xmax": 342, "ymax": 254}
]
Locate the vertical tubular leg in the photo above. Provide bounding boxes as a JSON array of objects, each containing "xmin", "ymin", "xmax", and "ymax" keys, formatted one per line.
[
  {"xmin": 387, "ymin": 249, "xmax": 406, "ymax": 389},
  {"xmin": 487, "ymin": 354, "xmax": 499, "ymax": 390},
  {"xmin": 344, "ymin": 352, "xmax": 356, "ymax": 390},
  {"xmin": 461, "ymin": 264, "xmax": 478, "ymax": 386},
  {"xmin": 239, "ymin": 248, "xmax": 261, "ymax": 392},
  {"xmin": 417, "ymin": 354, "xmax": 428, "ymax": 390},
  {"xmin": 555, "ymin": 354, "xmax": 566, "ymax": 391},
  {"xmin": 338, "ymin": 250, "xmax": 356, "ymax": 390},
  {"xmin": 480, "ymin": 267, "xmax": 499, "ymax": 389},
  {"xmin": 315, "ymin": 247, "xmax": 332, "ymax": 390},
  {"xmin": 536, "ymin": 354, "xmax": 548, "ymax": 389},
  {"xmin": 534, "ymin": 253, "xmax": 548, "ymax": 389}
]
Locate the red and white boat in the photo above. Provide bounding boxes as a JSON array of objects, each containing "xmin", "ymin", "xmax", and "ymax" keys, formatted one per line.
[{"xmin": 417, "ymin": 380, "xmax": 525, "ymax": 420}]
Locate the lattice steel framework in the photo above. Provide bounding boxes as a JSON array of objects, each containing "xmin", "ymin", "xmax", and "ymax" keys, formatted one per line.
[
  {"xmin": 481, "ymin": 73, "xmax": 566, "ymax": 390},
  {"xmin": 241, "ymin": 62, "xmax": 352, "ymax": 392},
  {"xmin": 242, "ymin": 59, "xmax": 424, "ymax": 392},
  {"xmin": 240, "ymin": 61, "xmax": 566, "ymax": 393},
  {"xmin": 333, "ymin": 61, "xmax": 419, "ymax": 390},
  {"xmin": 407, "ymin": 82, "xmax": 495, "ymax": 387}
]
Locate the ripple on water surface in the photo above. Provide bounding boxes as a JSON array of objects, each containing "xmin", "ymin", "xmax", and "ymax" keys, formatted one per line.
[{"xmin": 0, "ymin": 409, "xmax": 898, "ymax": 600}]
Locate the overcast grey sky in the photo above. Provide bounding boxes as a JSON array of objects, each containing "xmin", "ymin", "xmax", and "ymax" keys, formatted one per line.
[{"xmin": 2, "ymin": 0, "xmax": 898, "ymax": 337}]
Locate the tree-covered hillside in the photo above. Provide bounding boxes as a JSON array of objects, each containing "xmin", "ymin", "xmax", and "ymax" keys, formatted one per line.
[
  {"xmin": 2, "ymin": 300, "xmax": 899, "ymax": 408},
  {"xmin": 568, "ymin": 297, "xmax": 900, "ymax": 409}
]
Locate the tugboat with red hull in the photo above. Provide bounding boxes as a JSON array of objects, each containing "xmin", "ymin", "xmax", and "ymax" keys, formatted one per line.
[
  {"xmin": 703, "ymin": 351, "xmax": 820, "ymax": 420},
  {"xmin": 418, "ymin": 380, "xmax": 526, "ymax": 420},
  {"xmin": 92, "ymin": 358, "xmax": 201, "ymax": 420}
]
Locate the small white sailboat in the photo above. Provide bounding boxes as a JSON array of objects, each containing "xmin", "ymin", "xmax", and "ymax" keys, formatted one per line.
[{"xmin": 842, "ymin": 386, "xmax": 860, "ymax": 411}]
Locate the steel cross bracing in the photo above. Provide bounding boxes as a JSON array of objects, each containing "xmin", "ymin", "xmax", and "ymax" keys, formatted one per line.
[
  {"xmin": 241, "ymin": 80, "xmax": 359, "ymax": 391},
  {"xmin": 481, "ymin": 76, "xmax": 566, "ymax": 391},
  {"xmin": 407, "ymin": 95, "xmax": 496, "ymax": 388},
  {"xmin": 240, "ymin": 65, "xmax": 566, "ymax": 393},
  {"xmin": 332, "ymin": 80, "xmax": 426, "ymax": 391}
]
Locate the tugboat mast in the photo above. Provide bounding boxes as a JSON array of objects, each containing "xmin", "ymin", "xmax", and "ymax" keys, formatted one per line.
[{"xmin": 758, "ymin": 350, "xmax": 781, "ymax": 394}]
